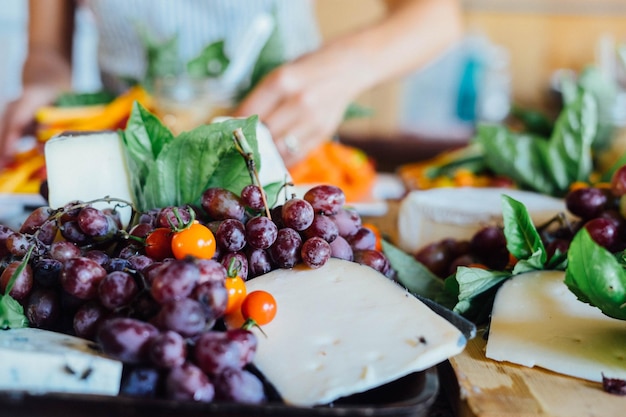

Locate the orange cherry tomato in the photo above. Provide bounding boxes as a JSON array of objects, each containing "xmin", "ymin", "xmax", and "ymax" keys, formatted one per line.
[
  {"xmin": 224, "ymin": 276, "xmax": 247, "ymax": 315},
  {"xmin": 145, "ymin": 227, "xmax": 174, "ymax": 260},
  {"xmin": 241, "ymin": 290, "xmax": 277, "ymax": 326},
  {"xmin": 171, "ymin": 223, "xmax": 216, "ymax": 260}
]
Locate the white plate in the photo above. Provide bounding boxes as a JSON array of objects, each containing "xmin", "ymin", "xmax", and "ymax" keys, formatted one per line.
[{"xmin": 0, "ymin": 193, "xmax": 47, "ymax": 228}]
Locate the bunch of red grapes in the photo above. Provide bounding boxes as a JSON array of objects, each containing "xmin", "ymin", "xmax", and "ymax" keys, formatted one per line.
[
  {"xmin": 413, "ymin": 166, "xmax": 626, "ymax": 279},
  {"xmin": 0, "ymin": 183, "xmax": 392, "ymax": 404}
]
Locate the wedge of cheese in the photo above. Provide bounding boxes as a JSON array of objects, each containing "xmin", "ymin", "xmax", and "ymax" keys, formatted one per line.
[
  {"xmin": 44, "ymin": 131, "xmax": 135, "ymax": 226},
  {"xmin": 0, "ymin": 328, "xmax": 123, "ymax": 395},
  {"xmin": 486, "ymin": 270, "xmax": 626, "ymax": 382},
  {"xmin": 226, "ymin": 258, "xmax": 466, "ymax": 406}
]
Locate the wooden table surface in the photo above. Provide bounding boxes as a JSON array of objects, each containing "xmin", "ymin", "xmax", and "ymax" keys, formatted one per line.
[{"xmin": 363, "ymin": 198, "xmax": 626, "ymax": 417}]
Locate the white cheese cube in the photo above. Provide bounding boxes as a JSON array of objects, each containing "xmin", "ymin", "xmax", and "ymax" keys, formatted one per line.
[
  {"xmin": 0, "ymin": 328, "xmax": 122, "ymax": 395},
  {"xmin": 44, "ymin": 131, "xmax": 135, "ymax": 226},
  {"xmin": 486, "ymin": 270, "xmax": 626, "ymax": 382},
  {"xmin": 225, "ymin": 258, "xmax": 466, "ymax": 406}
]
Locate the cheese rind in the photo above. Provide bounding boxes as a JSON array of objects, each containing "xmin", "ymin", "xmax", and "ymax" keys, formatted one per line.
[
  {"xmin": 44, "ymin": 131, "xmax": 135, "ymax": 226},
  {"xmin": 0, "ymin": 328, "xmax": 123, "ymax": 395},
  {"xmin": 225, "ymin": 258, "xmax": 466, "ymax": 406},
  {"xmin": 486, "ymin": 270, "xmax": 626, "ymax": 382}
]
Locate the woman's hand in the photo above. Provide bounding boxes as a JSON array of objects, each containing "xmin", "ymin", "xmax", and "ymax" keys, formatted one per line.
[
  {"xmin": 232, "ymin": 40, "xmax": 370, "ymax": 167},
  {"xmin": 0, "ymin": 85, "xmax": 60, "ymax": 167}
]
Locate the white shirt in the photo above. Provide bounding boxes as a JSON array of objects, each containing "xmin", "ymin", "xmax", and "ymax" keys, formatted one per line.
[{"xmin": 82, "ymin": 0, "xmax": 321, "ymax": 93}]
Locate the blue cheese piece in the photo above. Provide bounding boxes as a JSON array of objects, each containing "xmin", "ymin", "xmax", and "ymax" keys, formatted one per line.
[
  {"xmin": 486, "ymin": 270, "xmax": 626, "ymax": 382},
  {"xmin": 225, "ymin": 258, "xmax": 466, "ymax": 406},
  {"xmin": 0, "ymin": 328, "xmax": 122, "ymax": 395}
]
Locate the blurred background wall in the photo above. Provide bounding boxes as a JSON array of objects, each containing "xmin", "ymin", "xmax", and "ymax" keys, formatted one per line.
[{"xmin": 3, "ymin": 0, "xmax": 626, "ymax": 141}]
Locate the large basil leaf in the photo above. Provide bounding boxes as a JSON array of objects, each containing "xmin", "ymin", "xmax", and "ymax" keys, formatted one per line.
[
  {"xmin": 141, "ymin": 116, "xmax": 260, "ymax": 210},
  {"xmin": 475, "ymin": 125, "xmax": 557, "ymax": 195},
  {"xmin": 565, "ymin": 228, "xmax": 626, "ymax": 320}
]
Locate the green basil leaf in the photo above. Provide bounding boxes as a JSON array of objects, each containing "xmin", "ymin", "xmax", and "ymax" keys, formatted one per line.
[
  {"xmin": 565, "ymin": 228, "xmax": 626, "ymax": 320},
  {"xmin": 187, "ymin": 40, "xmax": 230, "ymax": 78},
  {"xmin": 452, "ymin": 266, "xmax": 511, "ymax": 322},
  {"xmin": 0, "ymin": 295, "xmax": 28, "ymax": 330},
  {"xmin": 474, "ymin": 125, "xmax": 557, "ymax": 195},
  {"xmin": 501, "ymin": 194, "xmax": 546, "ymax": 265},
  {"xmin": 121, "ymin": 102, "xmax": 175, "ymax": 211},
  {"xmin": 141, "ymin": 116, "xmax": 259, "ymax": 209},
  {"xmin": 382, "ymin": 240, "xmax": 444, "ymax": 300},
  {"xmin": 546, "ymin": 88, "xmax": 597, "ymax": 193}
]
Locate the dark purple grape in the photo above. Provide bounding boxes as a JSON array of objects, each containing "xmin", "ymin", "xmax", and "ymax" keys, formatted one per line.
[
  {"xmin": 33, "ymin": 257, "xmax": 63, "ymax": 287},
  {"xmin": 610, "ymin": 165, "xmax": 626, "ymax": 197},
  {"xmin": 301, "ymin": 237, "xmax": 331, "ymax": 269},
  {"xmin": 129, "ymin": 223, "xmax": 153, "ymax": 239},
  {"xmin": 194, "ymin": 329, "xmax": 257, "ymax": 376},
  {"xmin": 216, "ymin": 219, "xmax": 246, "ymax": 252},
  {"xmin": 156, "ymin": 206, "xmax": 192, "ymax": 229},
  {"xmin": 247, "ymin": 248, "xmax": 273, "ymax": 278},
  {"xmin": 241, "ymin": 184, "xmax": 265, "ymax": 211},
  {"xmin": 201, "ymin": 188, "xmax": 245, "ymax": 222},
  {"xmin": 470, "ymin": 226, "xmax": 509, "ymax": 270},
  {"xmin": 281, "ymin": 198, "xmax": 314, "ymax": 231},
  {"xmin": 60, "ymin": 257, "xmax": 107, "ymax": 300},
  {"xmin": 153, "ymin": 298, "xmax": 209, "ymax": 337},
  {"xmin": 303, "ymin": 184, "xmax": 346, "ymax": 215},
  {"xmin": 347, "ymin": 227, "xmax": 377, "ymax": 251},
  {"xmin": 106, "ymin": 257, "xmax": 131, "ymax": 272},
  {"xmin": 447, "ymin": 254, "xmax": 477, "ymax": 276},
  {"xmin": 148, "ymin": 330, "xmax": 187, "ymax": 369},
  {"xmin": 220, "ymin": 251, "xmax": 249, "ymax": 281},
  {"xmin": 83, "ymin": 249, "xmax": 110, "ymax": 267},
  {"xmin": 150, "ymin": 259, "xmax": 199, "ymax": 304},
  {"xmin": 329, "ymin": 208, "xmax": 361, "ymax": 238},
  {"xmin": 353, "ymin": 249, "xmax": 391, "ymax": 275},
  {"xmin": 268, "ymin": 228, "xmax": 302, "ymax": 269},
  {"xmin": 5, "ymin": 232, "xmax": 32, "ymax": 257},
  {"xmin": 329, "ymin": 235, "xmax": 354, "ymax": 261},
  {"xmin": 303, "ymin": 214, "xmax": 338, "ymax": 243},
  {"xmin": 584, "ymin": 217, "xmax": 618, "ymax": 250},
  {"xmin": 98, "ymin": 270, "xmax": 139, "ymax": 310},
  {"xmin": 20, "ymin": 206, "xmax": 57, "ymax": 245},
  {"xmin": 565, "ymin": 187, "xmax": 609, "ymax": 220},
  {"xmin": 77, "ymin": 206, "xmax": 118, "ymax": 240},
  {"xmin": 0, "ymin": 225, "xmax": 15, "ymax": 258},
  {"xmin": 213, "ymin": 368, "xmax": 266, "ymax": 404},
  {"xmin": 191, "ymin": 280, "xmax": 227, "ymax": 320},
  {"xmin": 195, "ymin": 258, "xmax": 227, "ymax": 284},
  {"xmin": 127, "ymin": 254, "xmax": 154, "ymax": 272},
  {"xmin": 25, "ymin": 288, "xmax": 60, "ymax": 329},
  {"xmin": 59, "ymin": 220, "xmax": 89, "ymax": 245},
  {"xmin": 97, "ymin": 317, "xmax": 160, "ymax": 363},
  {"xmin": 165, "ymin": 363, "xmax": 215, "ymax": 402},
  {"xmin": 73, "ymin": 300, "xmax": 109, "ymax": 339},
  {"xmin": 245, "ymin": 216, "xmax": 278, "ymax": 249},
  {"xmin": 414, "ymin": 241, "xmax": 455, "ymax": 278},
  {"xmin": 49, "ymin": 240, "xmax": 81, "ymax": 262},
  {"xmin": 0, "ymin": 261, "xmax": 33, "ymax": 301}
]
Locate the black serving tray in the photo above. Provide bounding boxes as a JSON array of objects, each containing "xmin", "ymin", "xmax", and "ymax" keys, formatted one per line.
[{"xmin": 0, "ymin": 367, "xmax": 438, "ymax": 417}]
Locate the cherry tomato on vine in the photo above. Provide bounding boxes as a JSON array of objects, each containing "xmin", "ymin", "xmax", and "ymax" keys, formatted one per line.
[
  {"xmin": 241, "ymin": 290, "xmax": 277, "ymax": 326},
  {"xmin": 224, "ymin": 276, "xmax": 247, "ymax": 315},
  {"xmin": 145, "ymin": 227, "xmax": 174, "ymax": 260},
  {"xmin": 171, "ymin": 223, "xmax": 216, "ymax": 260}
]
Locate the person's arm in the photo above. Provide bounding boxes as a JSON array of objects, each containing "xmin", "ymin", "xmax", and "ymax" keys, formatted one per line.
[
  {"xmin": 233, "ymin": 0, "xmax": 463, "ymax": 167},
  {"xmin": 0, "ymin": 0, "xmax": 74, "ymax": 165}
]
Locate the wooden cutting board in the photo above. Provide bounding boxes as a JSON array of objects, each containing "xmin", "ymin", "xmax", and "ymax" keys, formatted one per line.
[{"xmin": 444, "ymin": 329, "xmax": 626, "ymax": 417}]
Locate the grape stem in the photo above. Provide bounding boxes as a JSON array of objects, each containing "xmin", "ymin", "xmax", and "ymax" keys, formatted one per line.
[{"xmin": 232, "ymin": 128, "xmax": 272, "ymax": 220}]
